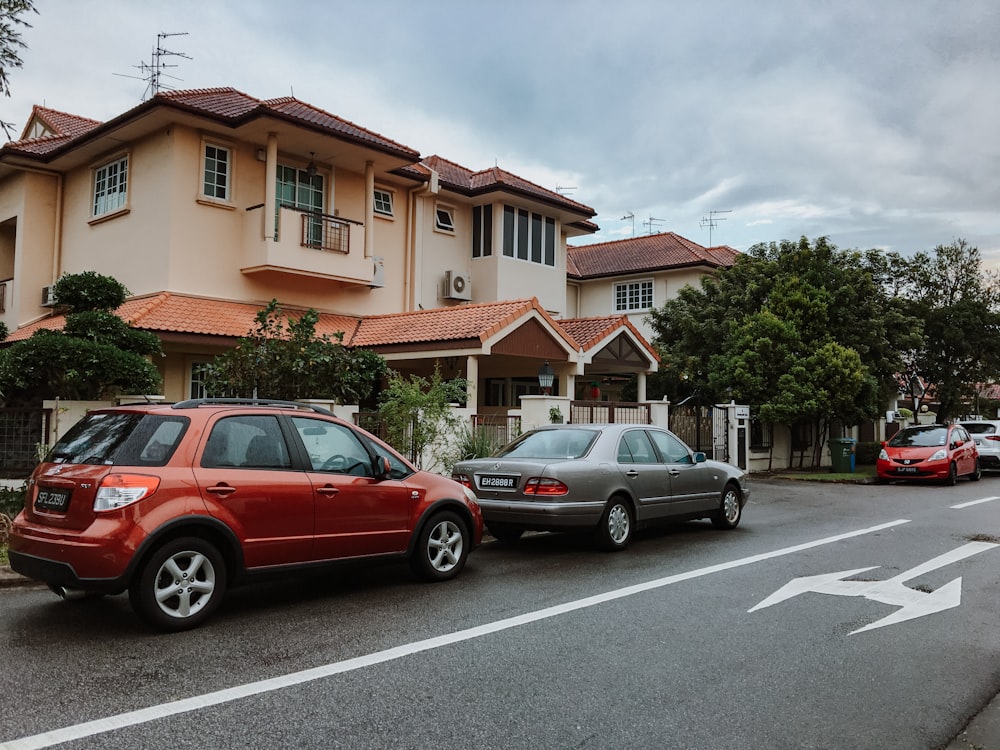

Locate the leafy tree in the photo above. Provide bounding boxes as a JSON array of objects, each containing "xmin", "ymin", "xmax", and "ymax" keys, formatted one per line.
[
  {"xmin": 0, "ymin": 271, "xmax": 162, "ymax": 404},
  {"xmin": 0, "ymin": 0, "xmax": 36, "ymax": 139},
  {"xmin": 377, "ymin": 365, "xmax": 467, "ymax": 471},
  {"xmin": 647, "ymin": 236, "xmax": 912, "ymax": 467},
  {"xmin": 203, "ymin": 299, "xmax": 387, "ymax": 403},
  {"xmin": 886, "ymin": 239, "xmax": 1000, "ymax": 421}
]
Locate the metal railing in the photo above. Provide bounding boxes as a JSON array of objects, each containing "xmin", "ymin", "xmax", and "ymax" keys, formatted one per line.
[
  {"xmin": 292, "ymin": 208, "xmax": 356, "ymax": 254},
  {"xmin": 0, "ymin": 407, "xmax": 51, "ymax": 478},
  {"xmin": 472, "ymin": 414, "xmax": 522, "ymax": 446},
  {"xmin": 569, "ymin": 400, "xmax": 651, "ymax": 425}
]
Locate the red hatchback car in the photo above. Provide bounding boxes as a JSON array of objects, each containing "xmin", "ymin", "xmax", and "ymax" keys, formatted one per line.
[
  {"xmin": 876, "ymin": 423, "xmax": 981, "ymax": 484},
  {"xmin": 9, "ymin": 399, "xmax": 483, "ymax": 630}
]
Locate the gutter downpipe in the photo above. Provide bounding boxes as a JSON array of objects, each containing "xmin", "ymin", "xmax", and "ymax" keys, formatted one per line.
[
  {"xmin": 364, "ymin": 161, "xmax": 374, "ymax": 259},
  {"xmin": 403, "ymin": 168, "xmax": 439, "ymax": 312}
]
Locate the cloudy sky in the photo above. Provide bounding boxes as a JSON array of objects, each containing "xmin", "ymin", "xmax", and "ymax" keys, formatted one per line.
[{"xmin": 5, "ymin": 0, "xmax": 999, "ymax": 261}]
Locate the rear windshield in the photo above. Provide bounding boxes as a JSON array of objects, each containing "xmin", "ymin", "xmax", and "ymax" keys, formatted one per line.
[
  {"xmin": 887, "ymin": 426, "xmax": 948, "ymax": 447},
  {"xmin": 961, "ymin": 423, "xmax": 998, "ymax": 436},
  {"xmin": 47, "ymin": 413, "xmax": 189, "ymax": 466},
  {"xmin": 497, "ymin": 429, "xmax": 598, "ymax": 459}
]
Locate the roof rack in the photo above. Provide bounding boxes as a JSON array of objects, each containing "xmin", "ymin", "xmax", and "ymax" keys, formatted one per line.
[{"xmin": 171, "ymin": 398, "xmax": 335, "ymax": 416}]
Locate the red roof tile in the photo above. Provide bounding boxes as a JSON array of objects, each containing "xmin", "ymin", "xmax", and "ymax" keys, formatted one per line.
[
  {"xmin": 21, "ymin": 105, "xmax": 101, "ymax": 139},
  {"xmin": 567, "ymin": 233, "xmax": 739, "ymax": 279},
  {"xmin": 557, "ymin": 315, "xmax": 660, "ymax": 362}
]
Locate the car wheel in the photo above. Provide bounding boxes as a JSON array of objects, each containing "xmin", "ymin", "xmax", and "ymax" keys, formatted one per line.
[
  {"xmin": 488, "ymin": 524, "xmax": 524, "ymax": 544},
  {"xmin": 411, "ymin": 511, "xmax": 469, "ymax": 581},
  {"xmin": 129, "ymin": 537, "xmax": 226, "ymax": 632},
  {"xmin": 711, "ymin": 483, "xmax": 743, "ymax": 529},
  {"xmin": 946, "ymin": 462, "xmax": 958, "ymax": 486},
  {"xmin": 969, "ymin": 459, "xmax": 982, "ymax": 482},
  {"xmin": 595, "ymin": 496, "xmax": 633, "ymax": 551}
]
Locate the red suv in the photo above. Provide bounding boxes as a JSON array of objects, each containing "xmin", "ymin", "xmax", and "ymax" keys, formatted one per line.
[{"xmin": 9, "ymin": 399, "xmax": 483, "ymax": 630}]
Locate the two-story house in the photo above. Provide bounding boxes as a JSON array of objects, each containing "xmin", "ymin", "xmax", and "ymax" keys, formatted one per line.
[{"xmin": 0, "ymin": 87, "xmax": 659, "ymax": 414}]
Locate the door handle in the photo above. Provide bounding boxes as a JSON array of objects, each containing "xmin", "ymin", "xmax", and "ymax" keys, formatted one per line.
[
  {"xmin": 316, "ymin": 486, "xmax": 340, "ymax": 497},
  {"xmin": 668, "ymin": 469, "xmax": 680, "ymax": 477},
  {"xmin": 206, "ymin": 483, "xmax": 236, "ymax": 497},
  {"xmin": 625, "ymin": 470, "xmax": 639, "ymax": 478}
]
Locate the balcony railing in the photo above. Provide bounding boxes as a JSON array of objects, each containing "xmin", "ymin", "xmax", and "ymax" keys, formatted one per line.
[{"xmin": 295, "ymin": 208, "xmax": 356, "ymax": 254}]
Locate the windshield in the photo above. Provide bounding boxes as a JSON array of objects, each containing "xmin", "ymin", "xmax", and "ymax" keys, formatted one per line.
[
  {"xmin": 497, "ymin": 429, "xmax": 598, "ymax": 459},
  {"xmin": 888, "ymin": 426, "xmax": 948, "ymax": 448},
  {"xmin": 48, "ymin": 412, "xmax": 189, "ymax": 466},
  {"xmin": 962, "ymin": 423, "xmax": 997, "ymax": 436}
]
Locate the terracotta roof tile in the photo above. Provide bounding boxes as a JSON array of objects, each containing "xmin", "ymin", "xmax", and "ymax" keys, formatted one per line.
[
  {"xmin": 22, "ymin": 105, "xmax": 101, "ymax": 139},
  {"xmin": 567, "ymin": 233, "xmax": 739, "ymax": 279},
  {"xmin": 557, "ymin": 315, "xmax": 660, "ymax": 362}
]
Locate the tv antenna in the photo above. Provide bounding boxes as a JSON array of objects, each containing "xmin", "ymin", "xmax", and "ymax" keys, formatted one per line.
[
  {"xmin": 116, "ymin": 32, "xmax": 192, "ymax": 100},
  {"xmin": 643, "ymin": 215, "xmax": 666, "ymax": 235},
  {"xmin": 555, "ymin": 185, "xmax": 577, "ymax": 195},
  {"xmin": 700, "ymin": 209, "xmax": 732, "ymax": 247},
  {"xmin": 621, "ymin": 212, "xmax": 635, "ymax": 237}
]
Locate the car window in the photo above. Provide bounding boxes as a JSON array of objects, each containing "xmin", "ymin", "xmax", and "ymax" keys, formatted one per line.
[
  {"xmin": 292, "ymin": 417, "xmax": 373, "ymax": 477},
  {"xmin": 361, "ymin": 435, "xmax": 413, "ymax": 480},
  {"xmin": 618, "ymin": 430, "xmax": 658, "ymax": 464},
  {"xmin": 887, "ymin": 426, "xmax": 948, "ymax": 447},
  {"xmin": 647, "ymin": 430, "xmax": 693, "ymax": 464},
  {"xmin": 48, "ymin": 413, "xmax": 189, "ymax": 466},
  {"xmin": 498, "ymin": 429, "xmax": 597, "ymax": 459},
  {"xmin": 953, "ymin": 427, "xmax": 970, "ymax": 443},
  {"xmin": 202, "ymin": 415, "xmax": 291, "ymax": 469},
  {"xmin": 961, "ymin": 423, "xmax": 997, "ymax": 436}
]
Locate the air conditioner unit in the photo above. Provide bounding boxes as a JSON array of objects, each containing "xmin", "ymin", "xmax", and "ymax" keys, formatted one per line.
[
  {"xmin": 444, "ymin": 270, "xmax": 471, "ymax": 301},
  {"xmin": 370, "ymin": 256, "xmax": 385, "ymax": 288},
  {"xmin": 41, "ymin": 285, "xmax": 57, "ymax": 307}
]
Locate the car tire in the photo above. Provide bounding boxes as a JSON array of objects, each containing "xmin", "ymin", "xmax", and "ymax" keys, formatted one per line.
[
  {"xmin": 946, "ymin": 462, "xmax": 958, "ymax": 486},
  {"xmin": 488, "ymin": 524, "xmax": 524, "ymax": 544},
  {"xmin": 711, "ymin": 483, "xmax": 743, "ymax": 529},
  {"xmin": 969, "ymin": 459, "xmax": 982, "ymax": 481},
  {"xmin": 410, "ymin": 511, "xmax": 469, "ymax": 582},
  {"xmin": 594, "ymin": 496, "xmax": 633, "ymax": 551},
  {"xmin": 129, "ymin": 537, "xmax": 226, "ymax": 632}
]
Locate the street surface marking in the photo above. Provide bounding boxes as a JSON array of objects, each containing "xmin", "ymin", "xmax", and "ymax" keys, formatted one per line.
[
  {"xmin": 951, "ymin": 496, "xmax": 1000, "ymax": 509},
  {"xmin": 0, "ymin": 519, "xmax": 909, "ymax": 750},
  {"xmin": 749, "ymin": 541, "xmax": 997, "ymax": 634}
]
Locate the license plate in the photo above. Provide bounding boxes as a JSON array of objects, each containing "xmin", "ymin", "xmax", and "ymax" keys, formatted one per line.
[
  {"xmin": 896, "ymin": 467, "xmax": 919, "ymax": 474},
  {"xmin": 35, "ymin": 488, "xmax": 70, "ymax": 512},
  {"xmin": 479, "ymin": 475, "xmax": 517, "ymax": 489}
]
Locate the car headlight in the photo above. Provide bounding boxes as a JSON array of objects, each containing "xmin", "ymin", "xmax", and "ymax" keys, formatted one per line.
[
  {"xmin": 929, "ymin": 449, "xmax": 947, "ymax": 461},
  {"xmin": 878, "ymin": 448, "xmax": 888, "ymax": 460}
]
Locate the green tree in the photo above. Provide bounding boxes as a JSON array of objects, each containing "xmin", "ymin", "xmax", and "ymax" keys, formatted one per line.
[
  {"xmin": 647, "ymin": 236, "xmax": 911, "ymax": 467},
  {"xmin": 0, "ymin": 272, "xmax": 162, "ymax": 404},
  {"xmin": 887, "ymin": 239, "xmax": 1000, "ymax": 421},
  {"xmin": 203, "ymin": 299, "xmax": 387, "ymax": 403},
  {"xmin": 377, "ymin": 365, "xmax": 467, "ymax": 471}
]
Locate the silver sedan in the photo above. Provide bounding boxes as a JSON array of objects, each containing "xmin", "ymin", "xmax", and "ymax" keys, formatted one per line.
[{"xmin": 452, "ymin": 423, "xmax": 749, "ymax": 550}]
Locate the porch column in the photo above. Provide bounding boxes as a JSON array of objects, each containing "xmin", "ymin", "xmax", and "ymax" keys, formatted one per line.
[
  {"xmin": 264, "ymin": 133, "xmax": 278, "ymax": 240},
  {"xmin": 364, "ymin": 160, "xmax": 375, "ymax": 258},
  {"xmin": 465, "ymin": 355, "xmax": 479, "ymax": 411},
  {"xmin": 636, "ymin": 371, "xmax": 647, "ymax": 401}
]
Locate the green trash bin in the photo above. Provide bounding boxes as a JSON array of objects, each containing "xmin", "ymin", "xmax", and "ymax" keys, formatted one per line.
[{"xmin": 830, "ymin": 437, "xmax": 857, "ymax": 473}]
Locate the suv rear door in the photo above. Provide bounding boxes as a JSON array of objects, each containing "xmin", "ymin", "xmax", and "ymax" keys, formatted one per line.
[{"xmin": 194, "ymin": 414, "xmax": 315, "ymax": 568}]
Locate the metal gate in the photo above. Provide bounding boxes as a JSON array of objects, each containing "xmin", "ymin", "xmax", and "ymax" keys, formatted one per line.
[{"xmin": 668, "ymin": 398, "xmax": 729, "ymax": 463}]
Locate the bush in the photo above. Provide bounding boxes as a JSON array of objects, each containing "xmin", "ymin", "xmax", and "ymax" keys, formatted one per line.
[{"xmin": 0, "ymin": 485, "xmax": 26, "ymax": 519}]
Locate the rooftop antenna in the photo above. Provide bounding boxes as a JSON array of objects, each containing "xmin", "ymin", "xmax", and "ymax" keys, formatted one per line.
[
  {"xmin": 621, "ymin": 212, "xmax": 635, "ymax": 237},
  {"xmin": 116, "ymin": 32, "xmax": 192, "ymax": 100},
  {"xmin": 643, "ymin": 215, "xmax": 666, "ymax": 235},
  {"xmin": 555, "ymin": 185, "xmax": 577, "ymax": 195},
  {"xmin": 700, "ymin": 209, "xmax": 732, "ymax": 248}
]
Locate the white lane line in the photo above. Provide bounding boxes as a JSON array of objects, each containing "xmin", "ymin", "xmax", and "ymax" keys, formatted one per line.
[
  {"xmin": 1, "ymin": 519, "xmax": 910, "ymax": 750},
  {"xmin": 951, "ymin": 496, "xmax": 1000, "ymax": 509}
]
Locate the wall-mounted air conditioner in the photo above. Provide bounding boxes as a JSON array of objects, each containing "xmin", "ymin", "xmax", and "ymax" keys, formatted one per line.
[
  {"xmin": 41, "ymin": 285, "xmax": 57, "ymax": 307},
  {"xmin": 444, "ymin": 270, "xmax": 471, "ymax": 301},
  {"xmin": 370, "ymin": 256, "xmax": 385, "ymax": 288}
]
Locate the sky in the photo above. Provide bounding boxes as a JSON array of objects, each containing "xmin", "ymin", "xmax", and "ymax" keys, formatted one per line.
[{"xmin": 4, "ymin": 0, "xmax": 1000, "ymax": 262}]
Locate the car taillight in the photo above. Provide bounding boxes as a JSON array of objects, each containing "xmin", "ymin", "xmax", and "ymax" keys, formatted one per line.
[
  {"xmin": 94, "ymin": 474, "xmax": 161, "ymax": 511},
  {"xmin": 452, "ymin": 474, "xmax": 473, "ymax": 489},
  {"xmin": 524, "ymin": 477, "xmax": 568, "ymax": 496},
  {"xmin": 987, "ymin": 436, "xmax": 1000, "ymax": 442}
]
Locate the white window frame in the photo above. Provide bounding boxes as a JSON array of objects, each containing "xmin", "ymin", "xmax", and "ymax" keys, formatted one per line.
[
  {"xmin": 435, "ymin": 203, "xmax": 455, "ymax": 233},
  {"xmin": 189, "ymin": 361, "xmax": 213, "ymax": 399},
  {"xmin": 373, "ymin": 187, "xmax": 394, "ymax": 218},
  {"xmin": 613, "ymin": 278, "xmax": 654, "ymax": 312},
  {"xmin": 201, "ymin": 140, "xmax": 233, "ymax": 204},
  {"xmin": 92, "ymin": 154, "xmax": 129, "ymax": 219}
]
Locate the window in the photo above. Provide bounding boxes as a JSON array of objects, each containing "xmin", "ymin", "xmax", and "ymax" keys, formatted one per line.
[
  {"xmin": 189, "ymin": 362, "xmax": 212, "ymax": 399},
  {"xmin": 203, "ymin": 144, "xmax": 231, "ymax": 201},
  {"xmin": 435, "ymin": 204, "xmax": 455, "ymax": 233},
  {"xmin": 292, "ymin": 417, "xmax": 373, "ymax": 476},
  {"xmin": 93, "ymin": 155, "xmax": 129, "ymax": 217},
  {"xmin": 472, "ymin": 204, "xmax": 492, "ymax": 257},
  {"xmin": 276, "ymin": 163, "xmax": 325, "ymax": 243},
  {"xmin": 500, "ymin": 204, "xmax": 556, "ymax": 267},
  {"xmin": 202, "ymin": 416, "xmax": 291, "ymax": 469},
  {"xmin": 618, "ymin": 430, "xmax": 657, "ymax": 464},
  {"xmin": 648, "ymin": 430, "xmax": 692, "ymax": 464},
  {"xmin": 614, "ymin": 279, "xmax": 654, "ymax": 312},
  {"xmin": 373, "ymin": 188, "xmax": 394, "ymax": 217}
]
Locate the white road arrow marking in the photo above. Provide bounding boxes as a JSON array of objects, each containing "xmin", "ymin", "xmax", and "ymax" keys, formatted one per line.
[{"xmin": 748, "ymin": 541, "xmax": 998, "ymax": 634}]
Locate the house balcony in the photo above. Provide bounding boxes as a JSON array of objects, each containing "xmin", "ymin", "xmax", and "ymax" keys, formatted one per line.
[{"xmin": 242, "ymin": 204, "xmax": 378, "ymax": 286}]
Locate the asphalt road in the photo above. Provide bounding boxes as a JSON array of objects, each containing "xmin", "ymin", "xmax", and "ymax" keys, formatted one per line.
[{"xmin": 1, "ymin": 476, "xmax": 999, "ymax": 749}]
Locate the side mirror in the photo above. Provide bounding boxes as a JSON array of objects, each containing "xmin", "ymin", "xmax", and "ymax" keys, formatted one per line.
[
  {"xmin": 693, "ymin": 451, "xmax": 707, "ymax": 463},
  {"xmin": 374, "ymin": 455, "xmax": 392, "ymax": 480}
]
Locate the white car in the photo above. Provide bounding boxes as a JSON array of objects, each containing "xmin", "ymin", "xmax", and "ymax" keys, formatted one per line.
[{"xmin": 959, "ymin": 420, "xmax": 1000, "ymax": 471}]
